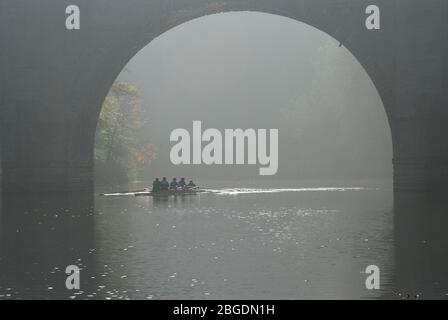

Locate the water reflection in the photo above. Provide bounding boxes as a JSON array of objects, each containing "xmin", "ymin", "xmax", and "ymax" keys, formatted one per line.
[
  {"xmin": 93, "ymin": 185, "xmax": 395, "ymax": 299},
  {"xmin": 0, "ymin": 192, "xmax": 96, "ymax": 299},
  {"xmin": 1, "ymin": 186, "xmax": 448, "ymax": 299}
]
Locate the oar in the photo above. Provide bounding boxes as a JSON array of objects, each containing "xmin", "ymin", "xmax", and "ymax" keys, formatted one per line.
[{"xmin": 99, "ymin": 188, "xmax": 150, "ymax": 196}]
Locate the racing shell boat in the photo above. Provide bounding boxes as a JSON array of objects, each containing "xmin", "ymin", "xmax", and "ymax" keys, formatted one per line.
[{"xmin": 134, "ymin": 187, "xmax": 202, "ymax": 197}]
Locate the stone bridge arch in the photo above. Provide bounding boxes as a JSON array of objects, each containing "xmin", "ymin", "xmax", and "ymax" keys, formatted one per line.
[{"xmin": 0, "ymin": 0, "xmax": 447, "ymax": 192}]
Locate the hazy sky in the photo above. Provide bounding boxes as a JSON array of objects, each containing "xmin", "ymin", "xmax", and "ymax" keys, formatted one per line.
[{"xmin": 114, "ymin": 12, "xmax": 393, "ymax": 181}]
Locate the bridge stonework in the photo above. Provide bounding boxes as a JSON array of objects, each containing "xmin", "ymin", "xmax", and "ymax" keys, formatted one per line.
[{"xmin": 0, "ymin": 0, "xmax": 447, "ymax": 193}]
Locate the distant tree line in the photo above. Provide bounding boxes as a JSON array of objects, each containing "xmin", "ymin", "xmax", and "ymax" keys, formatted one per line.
[{"xmin": 279, "ymin": 40, "xmax": 392, "ymax": 179}]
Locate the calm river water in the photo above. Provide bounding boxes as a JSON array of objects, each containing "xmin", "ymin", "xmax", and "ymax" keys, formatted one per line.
[
  {"xmin": 0, "ymin": 180, "xmax": 399, "ymax": 299},
  {"xmin": 93, "ymin": 180, "xmax": 395, "ymax": 300}
]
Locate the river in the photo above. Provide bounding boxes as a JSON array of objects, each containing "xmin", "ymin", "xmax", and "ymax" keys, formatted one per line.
[{"xmin": 0, "ymin": 180, "xmax": 399, "ymax": 299}]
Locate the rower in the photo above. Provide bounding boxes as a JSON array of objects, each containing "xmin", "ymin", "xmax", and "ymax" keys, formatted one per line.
[
  {"xmin": 187, "ymin": 180, "xmax": 196, "ymax": 188},
  {"xmin": 170, "ymin": 178, "xmax": 178, "ymax": 190},
  {"xmin": 178, "ymin": 177, "xmax": 187, "ymax": 189},
  {"xmin": 160, "ymin": 177, "xmax": 169, "ymax": 190},
  {"xmin": 152, "ymin": 178, "xmax": 161, "ymax": 192}
]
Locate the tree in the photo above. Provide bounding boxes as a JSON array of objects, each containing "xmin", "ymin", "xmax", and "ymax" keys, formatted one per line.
[{"xmin": 95, "ymin": 82, "xmax": 157, "ymax": 184}]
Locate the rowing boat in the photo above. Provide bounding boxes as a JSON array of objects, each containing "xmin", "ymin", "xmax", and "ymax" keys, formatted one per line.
[{"xmin": 134, "ymin": 188, "xmax": 202, "ymax": 197}]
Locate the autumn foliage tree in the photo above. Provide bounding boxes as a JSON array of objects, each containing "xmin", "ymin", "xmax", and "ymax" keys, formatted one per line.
[{"xmin": 95, "ymin": 82, "xmax": 157, "ymax": 184}]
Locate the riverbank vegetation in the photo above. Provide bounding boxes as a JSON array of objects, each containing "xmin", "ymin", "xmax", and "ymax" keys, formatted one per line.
[{"xmin": 95, "ymin": 82, "xmax": 157, "ymax": 184}]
